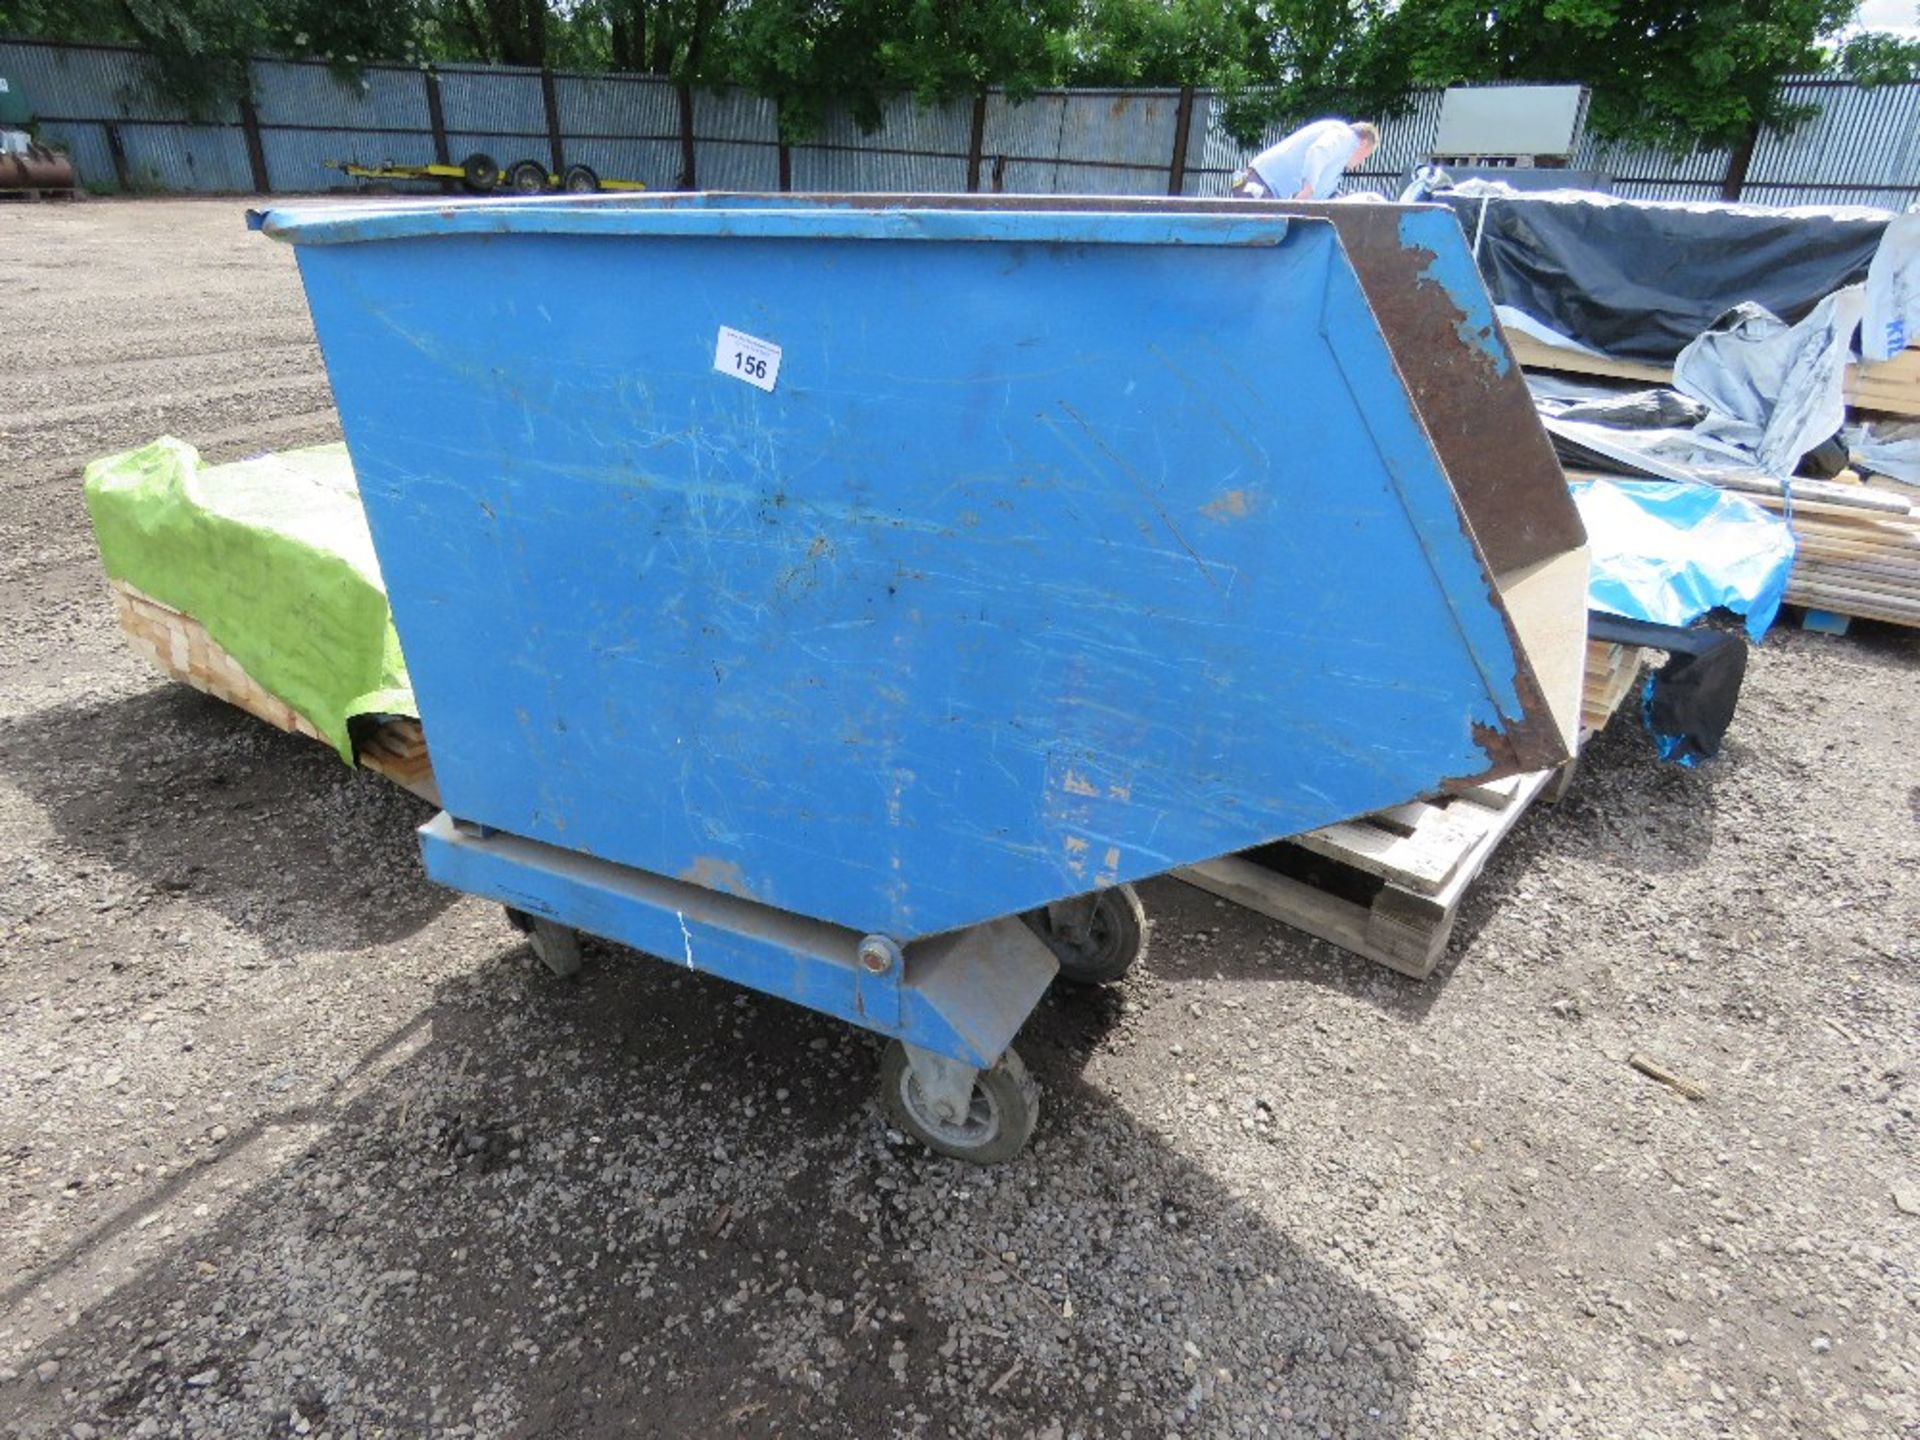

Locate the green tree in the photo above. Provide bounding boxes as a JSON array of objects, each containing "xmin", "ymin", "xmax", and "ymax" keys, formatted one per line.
[
  {"xmin": 570, "ymin": 0, "xmax": 734, "ymax": 75},
  {"xmin": 1376, "ymin": 0, "xmax": 1863, "ymax": 152},
  {"xmin": 1056, "ymin": 0, "xmax": 1412, "ymax": 144},
  {"xmin": 725, "ymin": 0, "xmax": 1077, "ymax": 137},
  {"xmin": 0, "ymin": 0, "xmax": 427, "ymax": 109},
  {"xmin": 1838, "ymin": 25, "xmax": 1920, "ymax": 84}
]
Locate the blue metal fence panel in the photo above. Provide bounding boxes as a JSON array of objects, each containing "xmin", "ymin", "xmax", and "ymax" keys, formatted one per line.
[
  {"xmin": 564, "ymin": 137, "xmax": 679, "ymax": 189},
  {"xmin": 1179, "ymin": 91, "xmax": 1223, "ymax": 196},
  {"xmin": 791, "ymin": 145, "xmax": 967, "ymax": 192},
  {"xmin": 982, "ymin": 90, "xmax": 1179, "ymax": 195},
  {"xmin": 1748, "ymin": 75, "xmax": 1920, "ymax": 208},
  {"xmin": 694, "ymin": 139, "xmax": 778, "ymax": 189},
  {"xmin": 1754, "ymin": 184, "xmax": 1920, "ymax": 209},
  {"xmin": 446, "ymin": 131, "xmax": 552, "ymax": 169},
  {"xmin": 1048, "ymin": 161, "xmax": 1169, "ymax": 196},
  {"xmin": 0, "ymin": 39, "xmax": 231, "ymax": 122},
  {"xmin": 437, "ymin": 64, "xmax": 546, "ymax": 138},
  {"xmin": 980, "ymin": 90, "xmax": 1062, "ymax": 165},
  {"xmin": 554, "ymin": 72, "xmax": 677, "ymax": 138},
  {"xmin": 251, "ymin": 59, "xmax": 428, "ymax": 130},
  {"xmin": 33, "ymin": 120, "xmax": 113, "ymax": 190},
  {"xmin": 993, "ymin": 158, "xmax": 1062, "ymax": 193},
  {"xmin": 813, "ymin": 94, "xmax": 971, "ymax": 155},
  {"xmin": 9, "ymin": 41, "xmax": 1920, "ymax": 208},
  {"xmin": 693, "ymin": 87, "xmax": 778, "ymax": 145},
  {"xmin": 791, "ymin": 95, "xmax": 971, "ymax": 193},
  {"xmin": 1577, "ymin": 132, "xmax": 1731, "ymax": 200},
  {"xmin": 117, "ymin": 122, "xmax": 253, "ymax": 191},
  {"xmin": 1057, "ymin": 90, "xmax": 1179, "ymax": 166},
  {"xmin": 265, "ymin": 127, "xmax": 430, "ymax": 191}
]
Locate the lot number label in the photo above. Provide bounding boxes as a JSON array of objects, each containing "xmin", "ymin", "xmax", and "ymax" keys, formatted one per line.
[{"xmin": 715, "ymin": 326, "xmax": 782, "ymax": 393}]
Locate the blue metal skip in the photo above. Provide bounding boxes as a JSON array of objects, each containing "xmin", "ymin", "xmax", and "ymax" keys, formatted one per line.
[{"xmin": 262, "ymin": 195, "xmax": 1585, "ymax": 946}]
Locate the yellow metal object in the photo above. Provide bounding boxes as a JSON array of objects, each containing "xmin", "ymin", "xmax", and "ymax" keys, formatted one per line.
[{"xmin": 326, "ymin": 158, "xmax": 647, "ymax": 193}]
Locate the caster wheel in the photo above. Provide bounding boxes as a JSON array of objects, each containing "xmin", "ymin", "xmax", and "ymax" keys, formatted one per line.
[
  {"xmin": 504, "ymin": 906, "xmax": 582, "ymax": 978},
  {"xmin": 1026, "ymin": 884, "xmax": 1148, "ymax": 985},
  {"xmin": 461, "ymin": 151, "xmax": 499, "ymax": 193},
  {"xmin": 880, "ymin": 1040, "xmax": 1038, "ymax": 1165},
  {"xmin": 561, "ymin": 163, "xmax": 601, "ymax": 193},
  {"xmin": 506, "ymin": 158, "xmax": 548, "ymax": 193}
]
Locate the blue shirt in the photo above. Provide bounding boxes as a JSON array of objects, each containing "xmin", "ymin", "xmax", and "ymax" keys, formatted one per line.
[{"xmin": 1249, "ymin": 120, "xmax": 1363, "ymax": 200}]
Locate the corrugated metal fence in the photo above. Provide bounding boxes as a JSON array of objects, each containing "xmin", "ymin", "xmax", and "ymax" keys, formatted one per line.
[{"xmin": 5, "ymin": 36, "xmax": 1917, "ymax": 210}]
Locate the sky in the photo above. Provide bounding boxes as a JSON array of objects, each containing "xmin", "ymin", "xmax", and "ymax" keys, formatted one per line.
[{"xmin": 1853, "ymin": 0, "xmax": 1920, "ymax": 35}]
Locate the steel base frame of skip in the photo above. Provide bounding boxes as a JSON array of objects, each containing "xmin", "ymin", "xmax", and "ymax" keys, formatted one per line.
[{"xmin": 257, "ymin": 192, "xmax": 1588, "ymax": 1163}]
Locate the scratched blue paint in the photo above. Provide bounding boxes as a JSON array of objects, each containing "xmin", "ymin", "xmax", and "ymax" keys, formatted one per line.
[
  {"xmin": 1397, "ymin": 209, "xmax": 1510, "ymax": 377},
  {"xmin": 269, "ymin": 197, "xmax": 1542, "ymax": 940}
]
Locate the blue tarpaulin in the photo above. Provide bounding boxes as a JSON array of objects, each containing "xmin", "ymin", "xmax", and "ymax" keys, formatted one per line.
[{"xmin": 1571, "ymin": 478, "xmax": 1798, "ymax": 641}]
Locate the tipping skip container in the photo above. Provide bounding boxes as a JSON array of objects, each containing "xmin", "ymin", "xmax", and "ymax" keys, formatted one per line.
[{"xmin": 259, "ymin": 193, "xmax": 1587, "ymax": 1162}]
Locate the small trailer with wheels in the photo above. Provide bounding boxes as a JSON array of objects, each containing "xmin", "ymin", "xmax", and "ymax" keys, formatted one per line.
[
  {"xmin": 253, "ymin": 192, "xmax": 1587, "ymax": 1164},
  {"xmin": 327, "ymin": 152, "xmax": 644, "ymax": 195}
]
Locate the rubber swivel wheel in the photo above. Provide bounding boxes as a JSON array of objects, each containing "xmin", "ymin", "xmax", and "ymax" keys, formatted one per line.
[
  {"xmin": 880, "ymin": 1041, "xmax": 1038, "ymax": 1165},
  {"xmin": 461, "ymin": 151, "xmax": 499, "ymax": 193},
  {"xmin": 504, "ymin": 906, "xmax": 582, "ymax": 978},
  {"xmin": 561, "ymin": 164, "xmax": 601, "ymax": 193},
  {"xmin": 1028, "ymin": 884, "xmax": 1149, "ymax": 985},
  {"xmin": 506, "ymin": 158, "xmax": 548, "ymax": 193}
]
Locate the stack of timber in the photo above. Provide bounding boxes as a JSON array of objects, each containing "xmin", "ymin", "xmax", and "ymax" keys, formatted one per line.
[
  {"xmin": 1176, "ymin": 634, "xmax": 1648, "ymax": 979},
  {"xmin": 1582, "ymin": 636, "xmax": 1647, "ymax": 735},
  {"xmin": 110, "ymin": 579, "xmax": 439, "ymax": 802},
  {"xmin": 1758, "ymin": 479, "xmax": 1919, "ymax": 629},
  {"xmin": 1507, "ymin": 332, "xmax": 1920, "ymax": 420}
]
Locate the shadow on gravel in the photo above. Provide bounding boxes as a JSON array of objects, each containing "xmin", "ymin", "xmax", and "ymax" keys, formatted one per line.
[
  {"xmin": 1, "ymin": 931, "xmax": 1419, "ymax": 1440},
  {"xmin": 0, "ymin": 683, "xmax": 451, "ymax": 958}
]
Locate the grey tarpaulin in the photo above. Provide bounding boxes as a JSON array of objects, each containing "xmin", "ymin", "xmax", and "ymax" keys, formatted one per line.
[
  {"xmin": 1525, "ymin": 283, "xmax": 1864, "ymax": 481},
  {"xmin": 1845, "ymin": 420, "xmax": 1920, "ymax": 483},
  {"xmin": 1442, "ymin": 184, "xmax": 1920, "ymax": 363},
  {"xmin": 1673, "ymin": 288, "xmax": 1864, "ymax": 478}
]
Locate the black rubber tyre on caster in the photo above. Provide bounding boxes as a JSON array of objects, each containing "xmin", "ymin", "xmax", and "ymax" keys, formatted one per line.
[
  {"xmin": 461, "ymin": 151, "xmax": 499, "ymax": 192},
  {"xmin": 880, "ymin": 1040, "xmax": 1038, "ymax": 1165},
  {"xmin": 504, "ymin": 906, "xmax": 582, "ymax": 978},
  {"xmin": 506, "ymin": 158, "xmax": 548, "ymax": 193},
  {"xmin": 561, "ymin": 163, "xmax": 601, "ymax": 193},
  {"xmin": 1026, "ymin": 884, "xmax": 1148, "ymax": 985}
]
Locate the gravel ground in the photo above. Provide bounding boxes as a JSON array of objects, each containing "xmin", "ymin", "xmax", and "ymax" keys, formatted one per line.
[{"xmin": 1, "ymin": 197, "xmax": 1916, "ymax": 1440}]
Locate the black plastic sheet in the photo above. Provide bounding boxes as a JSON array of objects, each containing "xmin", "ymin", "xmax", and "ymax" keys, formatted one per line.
[{"xmin": 1441, "ymin": 190, "xmax": 1891, "ymax": 363}]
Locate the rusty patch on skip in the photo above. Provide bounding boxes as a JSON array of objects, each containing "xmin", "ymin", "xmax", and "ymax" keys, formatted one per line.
[
  {"xmin": 1200, "ymin": 489, "xmax": 1250, "ymax": 522},
  {"xmin": 680, "ymin": 856, "xmax": 753, "ymax": 898},
  {"xmin": 1061, "ymin": 770, "xmax": 1100, "ymax": 798}
]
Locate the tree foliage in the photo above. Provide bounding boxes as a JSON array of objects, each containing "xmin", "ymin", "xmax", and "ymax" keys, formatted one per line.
[
  {"xmin": 0, "ymin": 0, "xmax": 1893, "ymax": 149},
  {"xmin": 1377, "ymin": 0, "xmax": 1862, "ymax": 151},
  {"xmin": 1838, "ymin": 25, "xmax": 1920, "ymax": 84}
]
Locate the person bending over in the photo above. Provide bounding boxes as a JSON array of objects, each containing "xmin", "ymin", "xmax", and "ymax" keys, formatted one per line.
[{"xmin": 1231, "ymin": 119, "xmax": 1379, "ymax": 200}]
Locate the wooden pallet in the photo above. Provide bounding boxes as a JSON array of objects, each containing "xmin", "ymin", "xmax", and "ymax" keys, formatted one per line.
[
  {"xmin": 1176, "ymin": 770, "xmax": 1556, "ymax": 979},
  {"xmin": 1176, "ymin": 636, "xmax": 1648, "ymax": 978},
  {"xmin": 110, "ymin": 580, "xmax": 439, "ymax": 803},
  {"xmin": 1507, "ymin": 332, "xmax": 1920, "ymax": 420}
]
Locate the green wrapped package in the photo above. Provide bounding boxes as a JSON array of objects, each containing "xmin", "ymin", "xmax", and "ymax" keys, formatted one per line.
[{"xmin": 84, "ymin": 437, "xmax": 414, "ymax": 761}]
